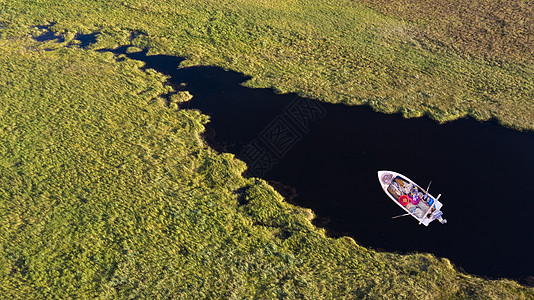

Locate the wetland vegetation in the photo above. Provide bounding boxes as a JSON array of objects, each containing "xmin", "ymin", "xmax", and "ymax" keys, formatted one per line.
[
  {"xmin": 1, "ymin": 0, "xmax": 534, "ymax": 298},
  {"xmin": 2, "ymin": 0, "xmax": 534, "ymax": 130}
]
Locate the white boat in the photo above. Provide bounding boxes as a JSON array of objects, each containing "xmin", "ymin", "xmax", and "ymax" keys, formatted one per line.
[{"xmin": 377, "ymin": 170, "xmax": 447, "ymax": 226}]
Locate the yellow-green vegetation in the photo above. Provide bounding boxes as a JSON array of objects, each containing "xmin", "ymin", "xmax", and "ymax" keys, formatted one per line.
[
  {"xmin": 1, "ymin": 0, "xmax": 533, "ymax": 130},
  {"xmin": 1, "ymin": 0, "xmax": 534, "ymax": 298},
  {"xmin": 1, "ymin": 36, "xmax": 533, "ymax": 299},
  {"xmin": 360, "ymin": 0, "xmax": 534, "ymax": 64}
]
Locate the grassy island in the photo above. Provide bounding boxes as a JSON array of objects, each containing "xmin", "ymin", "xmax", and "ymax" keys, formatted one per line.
[{"xmin": 1, "ymin": 0, "xmax": 533, "ymax": 298}]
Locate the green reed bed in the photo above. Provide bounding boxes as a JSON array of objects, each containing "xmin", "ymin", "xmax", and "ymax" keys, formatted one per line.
[
  {"xmin": 1, "ymin": 0, "xmax": 533, "ymax": 130},
  {"xmin": 1, "ymin": 0, "xmax": 534, "ymax": 298},
  {"xmin": 0, "ymin": 37, "xmax": 532, "ymax": 298}
]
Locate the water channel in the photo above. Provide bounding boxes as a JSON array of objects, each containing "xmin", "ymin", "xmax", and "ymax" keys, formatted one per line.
[
  {"xmin": 33, "ymin": 30, "xmax": 533, "ymax": 285},
  {"xmin": 111, "ymin": 47, "xmax": 534, "ymax": 286}
]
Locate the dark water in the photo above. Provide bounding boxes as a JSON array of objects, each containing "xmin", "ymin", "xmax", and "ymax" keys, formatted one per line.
[
  {"xmin": 109, "ymin": 48, "xmax": 534, "ymax": 286},
  {"xmin": 31, "ymin": 30, "xmax": 534, "ymax": 285},
  {"xmin": 123, "ymin": 51, "xmax": 533, "ymax": 286},
  {"xmin": 32, "ymin": 25, "xmax": 98, "ymax": 49}
]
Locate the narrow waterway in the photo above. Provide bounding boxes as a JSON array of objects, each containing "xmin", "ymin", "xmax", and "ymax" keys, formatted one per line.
[
  {"xmin": 24, "ymin": 31, "xmax": 507, "ymax": 285},
  {"xmin": 103, "ymin": 47, "xmax": 534, "ymax": 286}
]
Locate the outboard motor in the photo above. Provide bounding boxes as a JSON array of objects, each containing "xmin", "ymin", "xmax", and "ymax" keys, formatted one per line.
[{"xmin": 432, "ymin": 211, "xmax": 447, "ymax": 224}]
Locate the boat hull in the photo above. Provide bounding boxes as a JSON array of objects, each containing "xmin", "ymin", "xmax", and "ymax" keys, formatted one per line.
[{"xmin": 377, "ymin": 170, "xmax": 445, "ymax": 226}]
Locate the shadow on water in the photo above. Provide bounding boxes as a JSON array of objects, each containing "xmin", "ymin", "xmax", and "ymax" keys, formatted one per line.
[{"xmin": 30, "ymin": 32, "xmax": 534, "ymax": 286}]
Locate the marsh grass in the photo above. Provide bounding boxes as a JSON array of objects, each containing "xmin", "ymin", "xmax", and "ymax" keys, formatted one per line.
[
  {"xmin": 0, "ymin": 37, "xmax": 532, "ymax": 298},
  {"xmin": 0, "ymin": 0, "xmax": 533, "ymax": 130},
  {"xmin": 360, "ymin": 0, "xmax": 534, "ymax": 64},
  {"xmin": 1, "ymin": 0, "xmax": 534, "ymax": 298}
]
